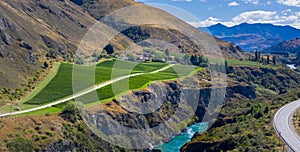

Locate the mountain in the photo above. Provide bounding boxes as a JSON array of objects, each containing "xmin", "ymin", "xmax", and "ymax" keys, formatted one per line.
[
  {"xmin": 0, "ymin": 0, "xmax": 97, "ymax": 89},
  {"xmin": 0, "ymin": 0, "xmax": 245, "ymax": 91},
  {"xmin": 263, "ymin": 38, "xmax": 300, "ymax": 54},
  {"xmin": 202, "ymin": 23, "xmax": 300, "ymax": 51}
]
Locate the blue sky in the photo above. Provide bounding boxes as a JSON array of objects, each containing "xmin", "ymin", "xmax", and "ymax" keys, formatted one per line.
[{"xmin": 135, "ymin": 0, "xmax": 300, "ymax": 29}]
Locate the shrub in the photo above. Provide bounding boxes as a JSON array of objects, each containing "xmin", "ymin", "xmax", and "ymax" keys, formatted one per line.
[
  {"xmin": 62, "ymin": 102, "xmax": 85, "ymax": 122},
  {"xmin": 7, "ymin": 138, "xmax": 35, "ymax": 152}
]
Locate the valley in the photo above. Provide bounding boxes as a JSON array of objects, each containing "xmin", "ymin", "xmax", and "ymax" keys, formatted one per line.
[{"xmin": 0, "ymin": 0, "xmax": 300, "ymax": 152}]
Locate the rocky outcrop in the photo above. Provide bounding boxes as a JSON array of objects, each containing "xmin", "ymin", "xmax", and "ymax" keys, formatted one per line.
[
  {"xmin": 84, "ymin": 79, "xmax": 256, "ymax": 149},
  {"xmin": 226, "ymin": 85, "xmax": 256, "ymax": 100}
]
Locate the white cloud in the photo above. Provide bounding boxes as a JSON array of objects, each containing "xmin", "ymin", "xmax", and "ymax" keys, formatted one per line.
[
  {"xmin": 228, "ymin": 1, "xmax": 240, "ymax": 6},
  {"xmin": 230, "ymin": 10, "xmax": 278, "ymax": 24},
  {"xmin": 242, "ymin": 0, "xmax": 260, "ymax": 5},
  {"xmin": 188, "ymin": 17, "xmax": 220, "ymax": 27},
  {"xmin": 189, "ymin": 10, "xmax": 300, "ymax": 29},
  {"xmin": 276, "ymin": 0, "xmax": 300, "ymax": 7}
]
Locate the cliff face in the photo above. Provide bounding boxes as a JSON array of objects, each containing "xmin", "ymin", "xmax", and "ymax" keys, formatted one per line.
[{"xmin": 84, "ymin": 77, "xmax": 256, "ymax": 149}]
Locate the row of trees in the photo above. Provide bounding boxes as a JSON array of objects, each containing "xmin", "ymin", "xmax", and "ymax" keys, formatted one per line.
[
  {"xmin": 182, "ymin": 54, "xmax": 209, "ymax": 67},
  {"xmin": 250, "ymin": 50, "xmax": 277, "ymax": 65}
]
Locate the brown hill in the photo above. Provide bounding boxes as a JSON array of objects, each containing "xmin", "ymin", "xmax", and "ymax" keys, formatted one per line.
[
  {"xmin": 73, "ymin": 2, "xmax": 246, "ymax": 59},
  {"xmin": 264, "ymin": 38, "xmax": 300, "ymax": 54},
  {"xmin": 71, "ymin": 0, "xmax": 138, "ymax": 20},
  {"xmin": 0, "ymin": 0, "xmax": 245, "ymax": 91},
  {"xmin": 0, "ymin": 0, "xmax": 96, "ymax": 89}
]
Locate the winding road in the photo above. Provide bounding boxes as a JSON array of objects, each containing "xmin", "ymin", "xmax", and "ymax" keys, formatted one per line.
[
  {"xmin": 273, "ymin": 99, "xmax": 300, "ymax": 151},
  {"xmin": 0, "ymin": 64, "xmax": 174, "ymax": 117}
]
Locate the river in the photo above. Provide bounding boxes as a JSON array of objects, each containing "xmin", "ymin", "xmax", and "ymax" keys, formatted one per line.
[{"xmin": 155, "ymin": 122, "xmax": 208, "ymax": 152}]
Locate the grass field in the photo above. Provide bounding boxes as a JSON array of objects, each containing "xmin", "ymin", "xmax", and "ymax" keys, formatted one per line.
[
  {"xmin": 96, "ymin": 59, "xmax": 168, "ymax": 73},
  {"xmin": 92, "ymin": 68, "xmax": 179, "ymax": 103},
  {"xmin": 25, "ymin": 63, "xmax": 73, "ymax": 104},
  {"xmin": 15, "ymin": 62, "xmax": 200, "ymax": 115},
  {"xmin": 25, "ymin": 60, "xmax": 168, "ymax": 105},
  {"xmin": 22, "ymin": 62, "xmax": 61, "ymax": 102},
  {"xmin": 82, "ymin": 64, "xmax": 201, "ymax": 105},
  {"xmin": 17, "ymin": 102, "xmax": 70, "ymax": 116}
]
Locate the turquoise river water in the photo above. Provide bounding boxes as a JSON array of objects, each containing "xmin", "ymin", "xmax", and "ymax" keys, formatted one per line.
[{"xmin": 155, "ymin": 122, "xmax": 208, "ymax": 152}]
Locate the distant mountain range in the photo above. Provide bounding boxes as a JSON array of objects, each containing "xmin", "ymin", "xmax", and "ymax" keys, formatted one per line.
[
  {"xmin": 263, "ymin": 38, "xmax": 300, "ymax": 54},
  {"xmin": 199, "ymin": 23, "xmax": 300, "ymax": 52}
]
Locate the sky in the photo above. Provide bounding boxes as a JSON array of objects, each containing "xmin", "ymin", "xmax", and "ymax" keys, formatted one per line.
[{"xmin": 134, "ymin": 0, "xmax": 300, "ymax": 29}]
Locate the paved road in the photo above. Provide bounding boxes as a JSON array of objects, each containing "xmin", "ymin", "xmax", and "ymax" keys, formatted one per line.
[
  {"xmin": 0, "ymin": 64, "xmax": 174, "ymax": 117},
  {"xmin": 273, "ymin": 99, "xmax": 300, "ymax": 151}
]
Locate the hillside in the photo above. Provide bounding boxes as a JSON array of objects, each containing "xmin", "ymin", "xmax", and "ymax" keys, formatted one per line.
[
  {"xmin": 0, "ymin": 0, "xmax": 96, "ymax": 89},
  {"xmin": 71, "ymin": 0, "xmax": 137, "ymax": 20},
  {"xmin": 263, "ymin": 38, "xmax": 300, "ymax": 54},
  {"xmin": 181, "ymin": 66, "xmax": 300, "ymax": 151},
  {"xmin": 202, "ymin": 23, "xmax": 300, "ymax": 51},
  {"xmin": 0, "ymin": 0, "xmax": 246, "ymax": 91}
]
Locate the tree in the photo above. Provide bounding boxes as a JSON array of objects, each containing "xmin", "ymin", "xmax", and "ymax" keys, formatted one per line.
[
  {"xmin": 264, "ymin": 106, "xmax": 270, "ymax": 114},
  {"xmin": 153, "ymin": 52, "xmax": 165, "ymax": 62},
  {"xmin": 46, "ymin": 49, "xmax": 58, "ymax": 59},
  {"xmin": 75, "ymin": 58, "xmax": 84, "ymax": 65},
  {"xmin": 183, "ymin": 55, "xmax": 190, "ymax": 65},
  {"xmin": 273, "ymin": 56, "xmax": 277, "ymax": 65},
  {"xmin": 43, "ymin": 61, "xmax": 49, "ymax": 69},
  {"xmin": 175, "ymin": 56, "xmax": 181, "ymax": 63},
  {"xmin": 104, "ymin": 44, "xmax": 114, "ymax": 54},
  {"xmin": 254, "ymin": 50, "xmax": 258, "ymax": 61},
  {"xmin": 164, "ymin": 49, "xmax": 170, "ymax": 61},
  {"xmin": 225, "ymin": 60, "xmax": 230, "ymax": 73},
  {"xmin": 62, "ymin": 102, "xmax": 85, "ymax": 122},
  {"xmin": 165, "ymin": 49, "xmax": 170, "ymax": 57},
  {"xmin": 190, "ymin": 55, "xmax": 198, "ymax": 65},
  {"xmin": 267, "ymin": 55, "xmax": 270, "ymax": 64},
  {"xmin": 198, "ymin": 55, "xmax": 203, "ymax": 64}
]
